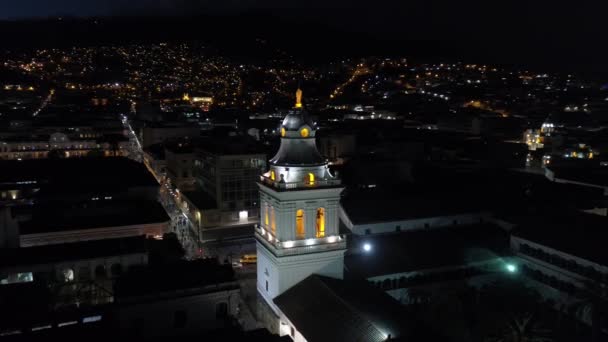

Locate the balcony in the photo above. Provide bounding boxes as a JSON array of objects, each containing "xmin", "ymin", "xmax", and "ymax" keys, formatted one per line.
[
  {"xmin": 259, "ymin": 175, "xmax": 341, "ymax": 190},
  {"xmin": 255, "ymin": 225, "xmax": 347, "ymax": 257}
]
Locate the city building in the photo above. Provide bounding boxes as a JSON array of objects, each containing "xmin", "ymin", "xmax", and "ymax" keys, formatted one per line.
[
  {"xmin": 140, "ymin": 122, "xmax": 200, "ymax": 148},
  {"xmin": 182, "ymin": 136, "xmax": 266, "ymax": 233}
]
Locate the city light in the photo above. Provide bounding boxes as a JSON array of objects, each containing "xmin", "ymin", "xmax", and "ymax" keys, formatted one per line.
[{"xmin": 363, "ymin": 243, "xmax": 372, "ymax": 252}]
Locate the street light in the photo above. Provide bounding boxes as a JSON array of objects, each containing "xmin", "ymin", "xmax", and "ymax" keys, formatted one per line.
[
  {"xmin": 363, "ymin": 243, "xmax": 372, "ymax": 252},
  {"xmin": 505, "ymin": 263, "xmax": 517, "ymax": 273}
]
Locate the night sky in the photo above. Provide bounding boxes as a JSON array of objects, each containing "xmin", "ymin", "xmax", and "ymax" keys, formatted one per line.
[{"xmin": 2, "ymin": 1, "xmax": 607, "ymax": 71}]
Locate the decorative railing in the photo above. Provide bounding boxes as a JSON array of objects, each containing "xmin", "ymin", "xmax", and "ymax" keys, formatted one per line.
[
  {"xmin": 255, "ymin": 225, "xmax": 347, "ymax": 256},
  {"xmin": 259, "ymin": 176, "xmax": 341, "ymax": 190}
]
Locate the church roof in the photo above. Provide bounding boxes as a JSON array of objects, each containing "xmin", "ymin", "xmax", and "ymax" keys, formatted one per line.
[
  {"xmin": 269, "ymin": 138, "xmax": 325, "ymax": 166},
  {"xmin": 274, "ymin": 275, "xmax": 409, "ymax": 342},
  {"xmin": 281, "ymin": 110, "xmax": 315, "ymax": 131}
]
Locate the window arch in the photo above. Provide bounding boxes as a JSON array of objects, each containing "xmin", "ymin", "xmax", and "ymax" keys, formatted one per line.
[
  {"xmin": 316, "ymin": 208, "xmax": 325, "ymax": 238},
  {"xmin": 296, "ymin": 209, "xmax": 305, "ymax": 239}
]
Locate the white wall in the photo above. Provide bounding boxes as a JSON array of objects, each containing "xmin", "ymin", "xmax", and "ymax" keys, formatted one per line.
[{"xmin": 257, "ymin": 240, "xmax": 344, "ymax": 300}]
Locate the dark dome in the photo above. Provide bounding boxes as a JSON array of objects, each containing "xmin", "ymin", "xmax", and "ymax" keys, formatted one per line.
[
  {"xmin": 270, "ymin": 138, "xmax": 325, "ymax": 166},
  {"xmin": 282, "ymin": 110, "xmax": 315, "ymax": 131}
]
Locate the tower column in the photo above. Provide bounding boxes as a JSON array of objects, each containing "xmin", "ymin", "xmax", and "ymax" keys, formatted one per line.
[
  {"xmin": 326, "ymin": 200, "xmax": 340, "ymax": 236},
  {"xmin": 304, "ymin": 203, "xmax": 316, "ymax": 239}
]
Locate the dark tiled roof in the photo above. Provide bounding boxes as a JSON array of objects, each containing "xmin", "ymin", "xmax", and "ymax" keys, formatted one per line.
[
  {"xmin": 20, "ymin": 200, "xmax": 169, "ymax": 234},
  {"xmin": 547, "ymin": 164, "xmax": 608, "ymax": 187},
  {"xmin": 274, "ymin": 275, "xmax": 409, "ymax": 342},
  {"xmin": 0, "ymin": 236, "xmax": 147, "ymax": 268},
  {"xmin": 0, "ymin": 157, "xmax": 158, "ymax": 189},
  {"xmin": 345, "ymin": 223, "xmax": 510, "ymax": 278},
  {"xmin": 114, "ymin": 259, "xmax": 235, "ymax": 299},
  {"xmin": 511, "ymin": 210, "xmax": 608, "ymax": 266}
]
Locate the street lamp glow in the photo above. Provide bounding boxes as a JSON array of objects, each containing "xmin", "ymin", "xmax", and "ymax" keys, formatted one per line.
[
  {"xmin": 363, "ymin": 243, "xmax": 372, "ymax": 252},
  {"xmin": 506, "ymin": 263, "xmax": 517, "ymax": 273}
]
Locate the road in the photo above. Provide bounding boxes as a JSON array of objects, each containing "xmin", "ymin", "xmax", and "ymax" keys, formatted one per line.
[{"xmin": 32, "ymin": 89, "xmax": 54, "ymax": 116}]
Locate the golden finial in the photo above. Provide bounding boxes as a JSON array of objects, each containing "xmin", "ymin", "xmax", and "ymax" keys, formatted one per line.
[{"xmin": 295, "ymin": 88, "xmax": 303, "ymax": 108}]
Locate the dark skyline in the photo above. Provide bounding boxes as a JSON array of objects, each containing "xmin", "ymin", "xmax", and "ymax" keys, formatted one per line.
[{"xmin": 1, "ymin": 1, "xmax": 608, "ymax": 72}]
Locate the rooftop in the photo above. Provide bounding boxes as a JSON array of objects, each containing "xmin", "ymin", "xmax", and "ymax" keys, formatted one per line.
[
  {"xmin": 0, "ymin": 235, "xmax": 147, "ymax": 268},
  {"xmin": 20, "ymin": 200, "xmax": 169, "ymax": 235},
  {"xmin": 511, "ymin": 209, "xmax": 608, "ymax": 266},
  {"xmin": 341, "ymin": 185, "xmax": 490, "ymax": 225},
  {"xmin": 0, "ymin": 157, "xmax": 158, "ymax": 190},
  {"xmin": 274, "ymin": 275, "xmax": 410, "ymax": 342},
  {"xmin": 345, "ymin": 223, "xmax": 510, "ymax": 278},
  {"xmin": 113, "ymin": 259, "xmax": 235, "ymax": 299},
  {"xmin": 547, "ymin": 163, "xmax": 608, "ymax": 187}
]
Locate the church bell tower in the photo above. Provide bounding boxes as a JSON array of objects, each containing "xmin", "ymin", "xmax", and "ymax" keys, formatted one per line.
[{"xmin": 256, "ymin": 89, "xmax": 346, "ymax": 311}]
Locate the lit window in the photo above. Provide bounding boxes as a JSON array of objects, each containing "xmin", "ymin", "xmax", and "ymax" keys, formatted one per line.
[
  {"xmin": 300, "ymin": 128, "xmax": 309, "ymax": 138},
  {"xmin": 296, "ymin": 209, "xmax": 305, "ymax": 239},
  {"xmin": 270, "ymin": 170, "xmax": 276, "ymax": 181},
  {"xmin": 264, "ymin": 204, "xmax": 269, "ymax": 226},
  {"xmin": 280, "ymin": 127, "xmax": 286, "ymax": 137},
  {"xmin": 307, "ymin": 173, "xmax": 315, "ymax": 185},
  {"xmin": 316, "ymin": 208, "xmax": 325, "ymax": 238},
  {"xmin": 270, "ymin": 206, "xmax": 276, "ymax": 234}
]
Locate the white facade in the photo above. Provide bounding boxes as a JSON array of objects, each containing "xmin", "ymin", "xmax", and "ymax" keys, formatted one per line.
[{"xmin": 256, "ymin": 185, "xmax": 346, "ymax": 307}]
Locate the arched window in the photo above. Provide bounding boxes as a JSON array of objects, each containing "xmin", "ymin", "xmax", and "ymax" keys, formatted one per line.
[
  {"xmin": 270, "ymin": 170, "xmax": 276, "ymax": 181},
  {"xmin": 316, "ymin": 208, "xmax": 325, "ymax": 238},
  {"xmin": 296, "ymin": 209, "xmax": 305, "ymax": 239},
  {"xmin": 306, "ymin": 173, "xmax": 315, "ymax": 185},
  {"xmin": 270, "ymin": 206, "xmax": 276, "ymax": 235}
]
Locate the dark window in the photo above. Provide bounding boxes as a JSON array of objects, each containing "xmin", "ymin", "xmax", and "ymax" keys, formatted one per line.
[
  {"xmin": 182, "ymin": 170, "xmax": 188, "ymax": 178},
  {"xmin": 453, "ymin": 220, "xmax": 458, "ymax": 225},
  {"xmin": 266, "ymin": 280, "xmax": 268, "ymax": 292},
  {"xmin": 291, "ymin": 326, "xmax": 295, "ymax": 337},
  {"xmin": 424, "ymin": 223, "xmax": 430, "ymax": 229},
  {"xmin": 395, "ymin": 225, "xmax": 401, "ymax": 232},
  {"xmin": 365, "ymin": 229, "xmax": 371, "ymax": 235},
  {"xmin": 130, "ymin": 318, "xmax": 144, "ymax": 336},
  {"xmin": 216, "ymin": 302, "xmax": 228, "ymax": 319},
  {"xmin": 174, "ymin": 310, "xmax": 187, "ymax": 328},
  {"xmin": 111, "ymin": 264, "xmax": 123, "ymax": 277},
  {"xmin": 95, "ymin": 265, "xmax": 106, "ymax": 279}
]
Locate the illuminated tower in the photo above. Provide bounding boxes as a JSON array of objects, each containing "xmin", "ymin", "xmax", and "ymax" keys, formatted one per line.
[{"xmin": 256, "ymin": 89, "xmax": 346, "ymax": 311}]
